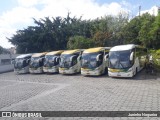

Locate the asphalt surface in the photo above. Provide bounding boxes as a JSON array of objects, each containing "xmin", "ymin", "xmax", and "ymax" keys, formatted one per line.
[{"xmin": 0, "ymin": 70, "xmax": 160, "ymax": 120}]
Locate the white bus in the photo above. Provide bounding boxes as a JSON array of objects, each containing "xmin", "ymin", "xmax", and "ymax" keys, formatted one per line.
[
  {"xmin": 43, "ymin": 50, "xmax": 64, "ymax": 73},
  {"xmin": 29, "ymin": 52, "xmax": 47, "ymax": 73},
  {"xmin": 13, "ymin": 54, "xmax": 32, "ymax": 74},
  {"xmin": 108, "ymin": 44, "xmax": 148, "ymax": 77},
  {"xmin": 81, "ymin": 47, "xmax": 110, "ymax": 76},
  {"xmin": 59, "ymin": 49, "xmax": 83, "ymax": 74}
]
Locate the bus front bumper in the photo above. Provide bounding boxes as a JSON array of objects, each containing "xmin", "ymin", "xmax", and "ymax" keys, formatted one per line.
[
  {"xmin": 43, "ymin": 67, "xmax": 59, "ymax": 73},
  {"xmin": 14, "ymin": 68, "xmax": 28, "ymax": 74},
  {"xmin": 81, "ymin": 69, "xmax": 102, "ymax": 76},
  {"xmin": 59, "ymin": 68, "xmax": 78, "ymax": 74},
  {"xmin": 108, "ymin": 71, "xmax": 134, "ymax": 77},
  {"xmin": 29, "ymin": 67, "xmax": 43, "ymax": 73}
]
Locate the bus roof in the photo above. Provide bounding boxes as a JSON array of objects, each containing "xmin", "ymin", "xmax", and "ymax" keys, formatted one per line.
[
  {"xmin": 83, "ymin": 47, "xmax": 111, "ymax": 53},
  {"xmin": 61, "ymin": 49, "xmax": 82, "ymax": 54},
  {"xmin": 110, "ymin": 44, "xmax": 137, "ymax": 51},
  {"xmin": 46, "ymin": 50, "xmax": 64, "ymax": 55},
  {"xmin": 83, "ymin": 47, "xmax": 103, "ymax": 53},
  {"xmin": 32, "ymin": 52, "xmax": 47, "ymax": 57},
  {"xmin": 16, "ymin": 54, "xmax": 32, "ymax": 59}
]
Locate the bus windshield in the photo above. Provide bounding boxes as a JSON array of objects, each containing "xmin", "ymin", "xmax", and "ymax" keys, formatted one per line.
[
  {"xmin": 59, "ymin": 54, "xmax": 78, "ymax": 68},
  {"xmin": 81, "ymin": 53, "xmax": 101, "ymax": 69},
  {"xmin": 15, "ymin": 58, "xmax": 24, "ymax": 61},
  {"xmin": 108, "ymin": 50, "xmax": 132, "ymax": 69},
  {"xmin": 14, "ymin": 58, "xmax": 24, "ymax": 69},
  {"xmin": 44, "ymin": 55, "xmax": 58, "ymax": 67},
  {"xmin": 30, "ymin": 57, "xmax": 42, "ymax": 68},
  {"xmin": 14, "ymin": 58, "xmax": 29, "ymax": 69}
]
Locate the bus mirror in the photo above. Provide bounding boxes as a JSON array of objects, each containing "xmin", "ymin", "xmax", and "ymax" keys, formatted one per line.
[
  {"xmin": 104, "ymin": 54, "xmax": 109, "ymax": 61},
  {"xmin": 70, "ymin": 55, "xmax": 76, "ymax": 61},
  {"xmin": 56, "ymin": 57, "xmax": 60, "ymax": 62},
  {"xmin": 27, "ymin": 59, "xmax": 30, "ymax": 63},
  {"xmin": 70, "ymin": 57, "xmax": 73, "ymax": 61},
  {"xmin": 96, "ymin": 54, "xmax": 101, "ymax": 61},
  {"xmin": 59, "ymin": 57, "xmax": 61, "ymax": 62},
  {"xmin": 11, "ymin": 60, "xmax": 15, "ymax": 64},
  {"xmin": 77, "ymin": 56, "xmax": 81, "ymax": 61},
  {"xmin": 130, "ymin": 52, "xmax": 134, "ymax": 61}
]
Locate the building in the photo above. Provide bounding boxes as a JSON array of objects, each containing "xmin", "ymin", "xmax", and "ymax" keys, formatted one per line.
[
  {"xmin": 7, "ymin": 47, "xmax": 16, "ymax": 54},
  {"xmin": 0, "ymin": 54, "xmax": 19, "ymax": 73}
]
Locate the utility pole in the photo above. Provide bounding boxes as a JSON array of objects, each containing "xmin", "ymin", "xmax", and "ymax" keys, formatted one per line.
[{"xmin": 139, "ymin": 5, "xmax": 141, "ymax": 17}]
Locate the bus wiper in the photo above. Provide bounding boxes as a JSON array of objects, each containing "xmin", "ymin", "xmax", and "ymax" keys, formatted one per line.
[
  {"xmin": 84, "ymin": 60, "xmax": 89, "ymax": 64},
  {"xmin": 109, "ymin": 61, "xmax": 114, "ymax": 69},
  {"xmin": 119, "ymin": 61, "xmax": 124, "ymax": 69}
]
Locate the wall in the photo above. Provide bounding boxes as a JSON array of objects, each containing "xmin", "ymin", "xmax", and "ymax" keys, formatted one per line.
[{"xmin": 0, "ymin": 54, "xmax": 20, "ymax": 73}]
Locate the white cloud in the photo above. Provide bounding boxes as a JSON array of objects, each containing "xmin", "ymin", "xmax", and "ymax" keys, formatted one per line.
[
  {"xmin": 39, "ymin": 0, "xmax": 129, "ymax": 19},
  {"xmin": 140, "ymin": 6, "xmax": 158, "ymax": 16},
  {"xmin": 0, "ymin": 28, "xmax": 16, "ymax": 48},
  {"xmin": 1, "ymin": 7, "xmax": 39, "ymax": 27},
  {"xmin": 0, "ymin": 0, "xmax": 131, "ymax": 48},
  {"xmin": 17, "ymin": 0, "xmax": 40, "ymax": 7}
]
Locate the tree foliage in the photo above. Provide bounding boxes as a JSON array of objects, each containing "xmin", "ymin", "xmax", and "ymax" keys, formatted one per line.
[
  {"xmin": 67, "ymin": 36, "xmax": 94, "ymax": 49},
  {"xmin": 0, "ymin": 46, "xmax": 10, "ymax": 54},
  {"xmin": 8, "ymin": 12, "xmax": 160, "ymax": 54},
  {"xmin": 123, "ymin": 12, "xmax": 160, "ymax": 49}
]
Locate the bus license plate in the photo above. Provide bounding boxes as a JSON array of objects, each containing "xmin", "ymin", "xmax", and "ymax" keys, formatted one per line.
[{"xmin": 117, "ymin": 73, "xmax": 121, "ymax": 76}]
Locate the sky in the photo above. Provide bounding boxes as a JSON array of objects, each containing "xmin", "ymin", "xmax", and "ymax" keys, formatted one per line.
[{"xmin": 0, "ymin": 0, "xmax": 160, "ymax": 48}]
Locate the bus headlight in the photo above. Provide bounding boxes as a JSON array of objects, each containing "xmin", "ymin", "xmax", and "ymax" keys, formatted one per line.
[
  {"xmin": 128, "ymin": 68, "xmax": 132, "ymax": 72},
  {"xmin": 70, "ymin": 67, "xmax": 73, "ymax": 69},
  {"xmin": 95, "ymin": 67, "xmax": 100, "ymax": 70}
]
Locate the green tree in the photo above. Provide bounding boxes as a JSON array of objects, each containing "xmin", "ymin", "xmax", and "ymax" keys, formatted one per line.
[
  {"xmin": 138, "ymin": 13, "xmax": 155, "ymax": 48},
  {"xmin": 9, "ymin": 11, "xmax": 160, "ymax": 53},
  {"xmin": 93, "ymin": 31, "xmax": 111, "ymax": 47},
  {"xmin": 149, "ymin": 11, "xmax": 160, "ymax": 49},
  {"xmin": 67, "ymin": 36, "xmax": 94, "ymax": 49},
  {"xmin": 123, "ymin": 17, "xmax": 142, "ymax": 45},
  {"xmin": 0, "ymin": 46, "xmax": 10, "ymax": 54}
]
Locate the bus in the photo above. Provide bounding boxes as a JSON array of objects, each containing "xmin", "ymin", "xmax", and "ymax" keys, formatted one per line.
[
  {"xmin": 59, "ymin": 49, "xmax": 83, "ymax": 74},
  {"xmin": 29, "ymin": 52, "xmax": 47, "ymax": 73},
  {"xmin": 43, "ymin": 50, "xmax": 64, "ymax": 73},
  {"xmin": 108, "ymin": 44, "xmax": 148, "ymax": 77},
  {"xmin": 13, "ymin": 54, "xmax": 32, "ymax": 74},
  {"xmin": 81, "ymin": 47, "xmax": 110, "ymax": 76}
]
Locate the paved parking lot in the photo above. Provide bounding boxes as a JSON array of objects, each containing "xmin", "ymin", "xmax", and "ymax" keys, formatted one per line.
[{"xmin": 0, "ymin": 71, "xmax": 160, "ymax": 120}]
